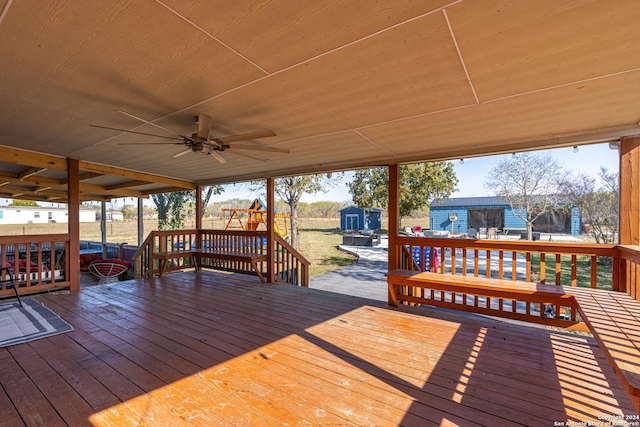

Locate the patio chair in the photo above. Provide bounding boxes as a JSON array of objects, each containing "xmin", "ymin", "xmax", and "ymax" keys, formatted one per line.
[
  {"xmin": 88, "ymin": 258, "xmax": 132, "ymax": 284},
  {"xmin": 0, "ymin": 266, "xmax": 23, "ymax": 307},
  {"xmin": 467, "ymin": 228, "xmax": 478, "ymax": 239},
  {"xmin": 488, "ymin": 227, "xmax": 499, "ymax": 239}
]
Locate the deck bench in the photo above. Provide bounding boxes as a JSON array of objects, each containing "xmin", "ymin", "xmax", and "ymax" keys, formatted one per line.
[
  {"xmin": 154, "ymin": 249, "xmax": 267, "ymax": 282},
  {"xmin": 386, "ymin": 269, "xmax": 578, "ymax": 327},
  {"xmin": 569, "ymin": 287, "xmax": 640, "ymax": 411},
  {"xmin": 386, "ymin": 268, "xmax": 640, "ymax": 412}
]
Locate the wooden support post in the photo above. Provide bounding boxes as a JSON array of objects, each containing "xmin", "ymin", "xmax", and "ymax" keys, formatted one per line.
[
  {"xmin": 195, "ymin": 185, "xmax": 203, "ymax": 230},
  {"xmin": 619, "ymin": 136, "xmax": 640, "ymax": 245},
  {"xmin": 266, "ymin": 178, "xmax": 276, "ymax": 284},
  {"xmin": 67, "ymin": 158, "xmax": 81, "ymax": 292},
  {"xmin": 101, "ymin": 201, "xmax": 107, "ymax": 257},
  {"xmin": 388, "ymin": 163, "xmax": 400, "ymax": 305},
  {"xmin": 137, "ymin": 197, "xmax": 144, "ymax": 247}
]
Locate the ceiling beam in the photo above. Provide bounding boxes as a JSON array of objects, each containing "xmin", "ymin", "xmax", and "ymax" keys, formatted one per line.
[
  {"xmin": 79, "ymin": 161, "xmax": 195, "ymax": 190},
  {"xmin": 104, "ymin": 180, "xmax": 151, "ymax": 191},
  {"xmin": 33, "ymin": 186, "xmax": 52, "ymax": 193},
  {"xmin": 0, "ymin": 146, "xmax": 67, "ymax": 171},
  {"xmin": 0, "ymin": 171, "xmax": 64, "ymax": 188},
  {"xmin": 60, "ymin": 172, "xmax": 104, "ymax": 184},
  {"xmin": 78, "ymin": 182, "xmax": 145, "ymax": 198},
  {"xmin": 139, "ymin": 186, "xmax": 194, "ymax": 196},
  {"xmin": 17, "ymin": 167, "xmax": 47, "ymax": 181}
]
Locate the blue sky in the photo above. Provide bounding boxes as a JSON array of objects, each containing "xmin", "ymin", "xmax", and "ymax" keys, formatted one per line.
[{"xmin": 214, "ymin": 142, "xmax": 620, "ymax": 204}]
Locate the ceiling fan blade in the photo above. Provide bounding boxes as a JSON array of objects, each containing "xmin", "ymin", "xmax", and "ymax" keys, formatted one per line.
[
  {"xmin": 213, "ymin": 130, "xmax": 277, "ymax": 144},
  {"xmin": 197, "ymin": 113, "xmax": 212, "ymax": 141},
  {"xmin": 89, "ymin": 124, "xmax": 182, "ymax": 141},
  {"xmin": 227, "ymin": 150, "xmax": 268, "ymax": 162},
  {"xmin": 116, "ymin": 109, "xmax": 189, "ymax": 139},
  {"xmin": 172, "ymin": 149, "xmax": 192, "ymax": 158},
  {"xmin": 209, "ymin": 150, "xmax": 227, "ymax": 164},
  {"xmin": 228, "ymin": 143, "xmax": 289, "ymax": 153}
]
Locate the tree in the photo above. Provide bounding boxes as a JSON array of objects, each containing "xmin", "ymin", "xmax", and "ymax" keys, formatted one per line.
[
  {"xmin": 151, "ymin": 185, "xmax": 224, "ymax": 230},
  {"xmin": 152, "ymin": 192, "xmax": 192, "ymax": 230},
  {"xmin": 484, "ymin": 152, "xmax": 569, "ymax": 240},
  {"xmin": 120, "ymin": 204, "xmax": 137, "ymax": 220},
  {"xmin": 348, "ymin": 162, "xmax": 458, "ymax": 226},
  {"xmin": 561, "ymin": 167, "xmax": 618, "ymax": 244},
  {"xmin": 251, "ymin": 174, "xmax": 342, "ymax": 249},
  {"xmin": 9, "ymin": 199, "xmax": 38, "ymax": 206},
  {"xmin": 310, "ymin": 201, "xmax": 344, "ymax": 218},
  {"xmin": 201, "ymin": 185, "xmax": 223, "ymax": 217}
]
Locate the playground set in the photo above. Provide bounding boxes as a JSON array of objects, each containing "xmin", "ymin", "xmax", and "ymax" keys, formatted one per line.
[{"xmin": 222, "ymin": 198, "xmax": 290, "ymax": 240}]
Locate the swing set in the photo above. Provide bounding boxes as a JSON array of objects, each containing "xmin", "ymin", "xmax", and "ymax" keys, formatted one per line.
[{"xmin": 222, "ymin": 198, "xmax": 290, "ymax": 239}]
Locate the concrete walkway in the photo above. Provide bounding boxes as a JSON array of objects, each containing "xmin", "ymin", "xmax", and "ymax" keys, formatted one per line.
[{"xmin": 309, "ymin": 237, "xmax": 389, "ymax": 301}]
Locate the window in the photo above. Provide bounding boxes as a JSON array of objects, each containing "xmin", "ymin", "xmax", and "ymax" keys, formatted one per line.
[
  {"xmin": 34, "ymin": 212, "xmax": 40, "ymax": 218},
  {"xmin": 48, "ymin": 212, "xmax": 53, "ymax": 220},
  {"xmin": 0, "ymin": 210, "xmax": 3, "ymax": 219}
]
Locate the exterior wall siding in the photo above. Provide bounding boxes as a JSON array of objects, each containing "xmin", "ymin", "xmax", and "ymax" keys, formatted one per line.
[{"xmin": 431, "ymin": 203, "xmax": 580, "ymax": 236}]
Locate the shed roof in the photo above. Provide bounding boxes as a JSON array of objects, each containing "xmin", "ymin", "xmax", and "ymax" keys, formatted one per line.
[
  {"xmin": 339, "ymin": 206, "xmax": 384, "ymax": 213},
  {"xmin": 430, "ymin": 197, "xmax": 506, "ymax": 208}
]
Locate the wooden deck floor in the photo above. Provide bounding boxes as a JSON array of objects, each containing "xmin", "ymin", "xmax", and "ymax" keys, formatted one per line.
[{"xmin": 1, "ymin": 271, "xmax": 637, "ymax": 426}]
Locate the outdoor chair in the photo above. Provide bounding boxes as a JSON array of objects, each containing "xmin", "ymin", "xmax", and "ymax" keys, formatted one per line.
[
  {"xmin": 488, "ymin": 227, "xmax": 499, "ymax": 239},
  {"xmin": 0, "ymin": 266, "xmax": 23, "ymax": 307},
  {"xmin": 88, "ymin": 258, "xmax": 132, "ymax": 284}
]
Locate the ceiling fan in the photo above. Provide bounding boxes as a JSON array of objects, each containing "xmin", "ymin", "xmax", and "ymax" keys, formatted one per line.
[{"xmin": 90, "ymin": 110, "xmax": 288, "ymax": 163}]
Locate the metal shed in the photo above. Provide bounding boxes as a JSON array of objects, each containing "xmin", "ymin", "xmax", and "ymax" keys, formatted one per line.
[
  {"xmin": 430, "ymin": 197, "xmax": 581, "ymax": 236},
  {"xmin": 339, "ymin": 206, "xmax": 383, "ymax": 231}
]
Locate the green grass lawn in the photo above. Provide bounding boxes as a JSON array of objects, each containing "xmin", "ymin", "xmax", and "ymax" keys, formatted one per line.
[
  {"xmin": 528, "ymin": 253, "xmax": 613, "ymax": 290},
  {"xmin": 297, "ymin": 218, "xmax": 357, "ymax": 276}
]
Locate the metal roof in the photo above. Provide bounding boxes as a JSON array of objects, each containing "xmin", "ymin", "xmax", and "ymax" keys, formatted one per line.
[{"xmin": 430, "ymin": 197, "xmax": 506, "ymax": 208}]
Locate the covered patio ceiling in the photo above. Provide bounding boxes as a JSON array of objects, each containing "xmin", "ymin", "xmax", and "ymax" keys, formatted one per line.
[{"xmin": 1, "ymin": 1, "xmax": 640, "ymax": 203}]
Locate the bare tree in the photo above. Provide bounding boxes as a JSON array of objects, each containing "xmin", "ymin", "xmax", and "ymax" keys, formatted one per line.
[
  {"xmin": 561, "ymin": 167, "xmax": 618, "ymax": 244},
  {"xmin": 485, "ymin": 152, "xmax": 569, "ymax": 240}
]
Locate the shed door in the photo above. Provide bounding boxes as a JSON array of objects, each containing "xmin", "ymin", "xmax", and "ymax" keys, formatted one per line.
[{"xmin": 345, "ymin": 214, "xmax": 359, "ymax": 230}]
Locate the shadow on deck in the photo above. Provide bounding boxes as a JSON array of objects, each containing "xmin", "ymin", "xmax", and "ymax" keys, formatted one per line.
[{"xmin": 0, "ymin": 270, "xmax": 635, "ymax": 426}]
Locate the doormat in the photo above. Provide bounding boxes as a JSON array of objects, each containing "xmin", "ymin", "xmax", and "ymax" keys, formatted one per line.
[{"xmin": 0, "ymin": 299, "xmax": 73, "ymax": 348}]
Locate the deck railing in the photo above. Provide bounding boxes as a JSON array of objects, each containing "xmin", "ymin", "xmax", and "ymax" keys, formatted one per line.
[
  {"xmin": 133, "ymin": 229, "xmax": 310, "ymax": 286},
  {"xmin": 274, "ymin": 234, "xmax": 310, "ymax": 287},
  {"xmin": 396, "ymin": 236, "xmax": 640, "ymax": 301},
  {"xmin": 617, "ymin": 245, "xmax": 640, "ymax": 301},
  {"xmin": 0, "ymin": 234, "xmax": 70, "ymax": 297}
]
